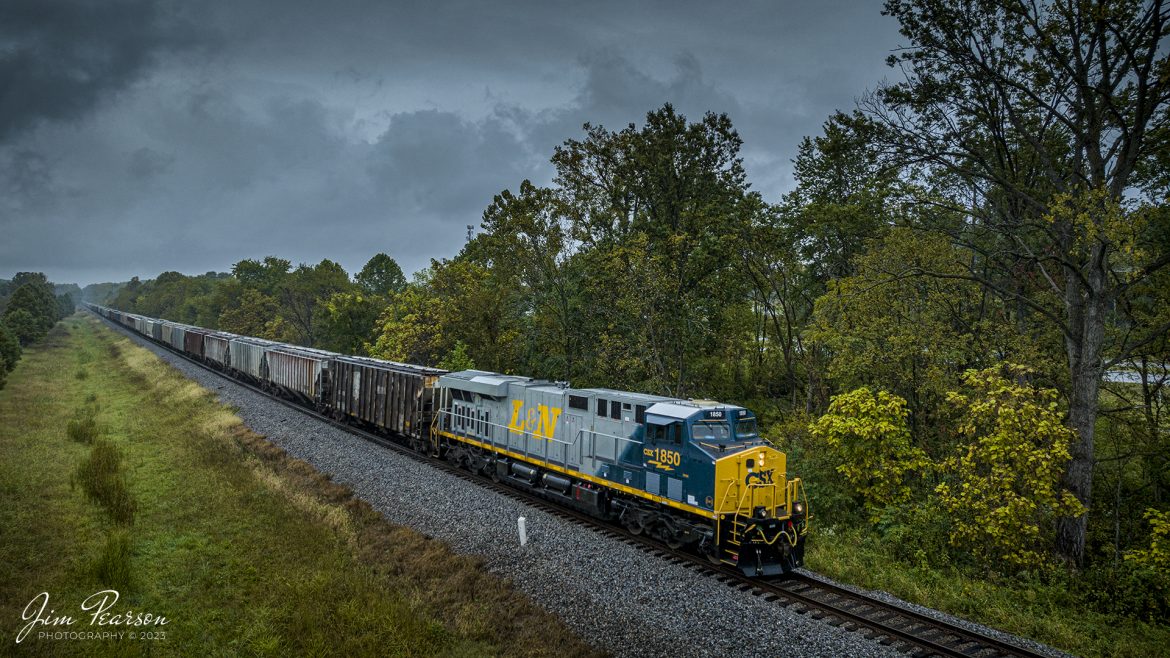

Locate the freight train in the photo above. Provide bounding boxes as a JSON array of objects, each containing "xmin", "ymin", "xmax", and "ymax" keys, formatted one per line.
[{"xmin": 85, "ymin": 303, "xmax": 809, "ymax": 576}]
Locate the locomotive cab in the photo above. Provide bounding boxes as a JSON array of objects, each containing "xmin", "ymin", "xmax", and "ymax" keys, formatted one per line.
[{"xmin": 645, "ymin": 402, "xmax": 810, "ymax": 576}]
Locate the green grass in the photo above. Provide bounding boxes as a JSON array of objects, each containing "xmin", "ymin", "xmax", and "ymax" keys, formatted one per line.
[
  {"xmin": 0, "ymin": 316, "xmax": 600, "ymax": 657},
  {"xmin": 806, "ymin": 524, "xmax": 1170, "ymax": 658}
]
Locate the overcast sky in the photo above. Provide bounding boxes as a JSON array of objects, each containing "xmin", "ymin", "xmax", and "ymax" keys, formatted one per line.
[{"xmin": 0, "ymin": 0, "xmax": 902, "ymax": 286}]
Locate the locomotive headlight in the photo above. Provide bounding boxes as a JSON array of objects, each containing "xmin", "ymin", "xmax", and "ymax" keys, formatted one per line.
[{"xmin": 794, "ymin": 502, "xmax": 804, "ymax": 515}]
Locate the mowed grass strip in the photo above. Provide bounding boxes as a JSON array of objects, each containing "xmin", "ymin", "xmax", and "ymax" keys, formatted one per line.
[{"xmin": 0, "ymin": 316, "xmax": 601, "ymax": 657}]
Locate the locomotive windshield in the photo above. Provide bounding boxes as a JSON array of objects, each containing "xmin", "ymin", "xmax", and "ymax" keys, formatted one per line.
[
  {"xmin": 691, "ymin": 420, "xmax": 732, "ymax": 442},
  {"xmin": 736, "ymin": 418, "xmax": 759, "ymax": 440}
]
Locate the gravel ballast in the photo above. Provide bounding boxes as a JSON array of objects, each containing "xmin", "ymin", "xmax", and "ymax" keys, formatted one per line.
[{"xmin": 105, "ymin": 319, "xmax": 1064, "ymax": 658}]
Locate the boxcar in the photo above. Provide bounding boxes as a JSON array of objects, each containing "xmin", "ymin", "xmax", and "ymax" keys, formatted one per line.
[
  {"xmin": 160, "ymin": 322, "xmax": 174, "ymax": 345},
  {"xmin": 264, "ymin": 346, "xmax": 338, "ymax": 404},
  {"xmin": 330, "ymin": 356, "xmax": 446, "ymax": 439}
]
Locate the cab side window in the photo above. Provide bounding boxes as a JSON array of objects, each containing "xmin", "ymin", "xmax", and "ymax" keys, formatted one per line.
[{"xmin": 650, "ymin": 423, "xmax": 683, "ymax": 444}]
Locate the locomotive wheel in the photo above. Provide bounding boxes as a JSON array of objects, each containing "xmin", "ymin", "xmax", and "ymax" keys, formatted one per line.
[
  {"xmin": 624, "ymin": 514, "xmax": 645, "ymax": 536},
  {"xmin": 704, "ymin": 544, "xmax": 722, "ymax": 565}
]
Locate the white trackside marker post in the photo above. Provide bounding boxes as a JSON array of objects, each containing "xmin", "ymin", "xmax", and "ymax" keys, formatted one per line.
[{"xmin": 518, "ymin": 516, "xmax": 528, "ymax": 546}]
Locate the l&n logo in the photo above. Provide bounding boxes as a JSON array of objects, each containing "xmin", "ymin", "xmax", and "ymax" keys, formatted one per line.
[{"xmin": 507, "ymin": 401, "xmax": 562, "ymax": 440}]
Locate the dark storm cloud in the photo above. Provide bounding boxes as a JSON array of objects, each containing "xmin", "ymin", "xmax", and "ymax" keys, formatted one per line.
[
  {"xmin": 367, "ymin": 109, "xmax": 539, "ymax": 221},
  {"xmin": 0, "ymin": 0, "xmax": 902, "ymax": 285},
  {"xmin": 0, "ymin": 149, "xmax": 53, "ymax": 209},
  {"xmin": 127, "ymin": 147, "xmax": 175, "ymax": 179},
  {"xmin": 0, "ymin": 0, "xmax": 205, "ymax": 144}
]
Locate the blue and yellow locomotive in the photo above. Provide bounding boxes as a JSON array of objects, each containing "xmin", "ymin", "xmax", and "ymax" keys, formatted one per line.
[{"xmin": 435, "ymin": 370, "xmax": 809, "ymax": 576}]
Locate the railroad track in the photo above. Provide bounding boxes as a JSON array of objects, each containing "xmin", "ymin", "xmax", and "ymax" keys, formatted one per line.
[{"xmin": 91, "ymin": 311, "xmax": 1055, "ymax": 658}]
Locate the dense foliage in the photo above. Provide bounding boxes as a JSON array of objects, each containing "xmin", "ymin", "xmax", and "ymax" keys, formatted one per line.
[{"xmin": 809, "ymin": 388, "xmax": 929, "ymax": 521}]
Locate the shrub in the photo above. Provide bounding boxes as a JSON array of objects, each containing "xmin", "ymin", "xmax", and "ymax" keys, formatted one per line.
[
  {"xmin": 809, "ymin": 387, "xmax": 930, "ymax": 521},
  {"xmin": 75, "ymin": 439, "xmax": 136, "ymax": 524},
  {"xmin": 935, "ymin": 365, "xmax": 1085, "ymax": 570},
  {"xmin": 1125, "ymin": 508, "xmax": 1170, "ymax": 571},
  {"xmin": 66, "ymin": 405, "xmax": 101, "ymax": 444},
  {"xmin": 1074, "ymin": 560, "xmax": 1170, "ymax": 622},
  {"xmin": 92, "ymin": 529, "xmax": 134, "ymax": 591},
  {"xmin": 874, "ymin": 500, "xmax": 959, "ymax": 570}
]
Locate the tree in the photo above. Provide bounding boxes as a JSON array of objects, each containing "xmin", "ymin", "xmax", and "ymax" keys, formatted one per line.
[
  {"xmin": 3, "ymin": 277, "xmax": 60, "ymax": 343},
  {"xmin": 785, "ymin": 112, "xmax": 899, "ymax": 282},
  {"xmin": 356, "ymin": 253, "xmax": 406, "ymax": 296},
  {"xmin": 56, "ymin": 293, "xmax": 74, "ymax": 318},
  {"xmin": 936, "ymin": 365, "xmax": 1087, "ymax": 569},
  {"xmin": 809, "ymin": 387, "xmax": 930, "ymax": 520},
  {"xmin": 10, "ymin": 272, "xmax": 48, "ymax": 289},
  {"xmin": 808, "ymin": 227, "xmax": 1059, "ymax": 444},
  {"xmin": 217, "ymin": 287, "xmax": 288, "ymax": 341},
  {"xmin": 551, "ymin": 104, "xmax": 755, "ymax": 395},
  {"xmin": 370, "ymin": 257, "xmax": 524, "ymax": 370},
  {"xmin": 439, "ymin": 340, "xmax": 476, "ymax": 371},
  {"xmin": 318, "ymin": 291, "xmax": 385, "ymax": 354},
  {"xmin": 0, "ymin": 321, "xmax": 21, "ymax": 372},
  {"xmin": 3, "ymin": 308, "xmax": 41, "ymax": 346},
  {"xmin": 872, "ymin": 0, "xmax": 1170, "ymax": 564},
  {"xmin": 479, "ymin": 180, "xmax": 583, "ymax": 381},
  {"xmin": 232, "ymin": 257, "xmax": 291, "ymax": 297},
  {"xmin": 369, "ymin": 279, "xmax": 443, "ymax": 364},
  {"xmin": 275, "ymin": 260, "xmax": 351, "ymax": 347}
]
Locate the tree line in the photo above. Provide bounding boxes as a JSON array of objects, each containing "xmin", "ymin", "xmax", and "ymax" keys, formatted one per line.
[
  {"xmin": 101, "ymin": 0, "xmax": 1168, "ymax": 620},
  {"xmin": 0, "ymin": 272, "xmax": 77, "ymax": 389}
]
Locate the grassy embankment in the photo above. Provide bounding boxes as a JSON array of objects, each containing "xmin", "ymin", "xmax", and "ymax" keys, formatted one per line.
[
  {"xmin": 0, "ymin": 315, "xmax": 600, "ymax": 657},
  {"xmin": 804, "ymin": 512, "xmax": 1169, "ymax": 657}
]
